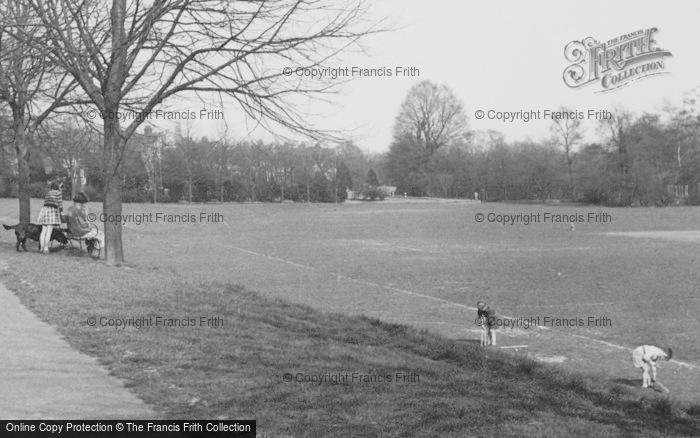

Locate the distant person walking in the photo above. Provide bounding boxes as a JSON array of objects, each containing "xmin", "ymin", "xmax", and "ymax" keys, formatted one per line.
[
  {"xmin": 632, "ymin": 345, "xmax": 672, "ymax": 388},
  {"xmin": 37, "ymin": 179, "xmax": 64, "ymax": 254}
]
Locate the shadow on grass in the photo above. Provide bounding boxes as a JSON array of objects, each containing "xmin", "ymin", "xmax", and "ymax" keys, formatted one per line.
[
  {"xmin": 454, "ymin": 338, "xmax": 481, "ymax": 346},
  {"xmin": 49, "ymin": 245, "xmax": 100, "ymax": 260},
  {"xmin": 608, "ymin": 378, "xmax": 641, "ymax": 388}
]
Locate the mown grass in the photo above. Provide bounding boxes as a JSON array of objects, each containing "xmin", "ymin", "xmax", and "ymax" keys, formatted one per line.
[{"xmin": 1, "ymin": 247, "xmax": 699, "ymax": 437}]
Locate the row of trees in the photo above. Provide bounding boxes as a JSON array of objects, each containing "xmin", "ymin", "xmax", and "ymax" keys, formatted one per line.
[
  {"xmin": 384, "ymin": 81, "xmax": 700, "ymax": 206},
  {"xmin": 6, "ymin": 91, "xmax": 699, "ymax": 210},
  {"xmin": 4, "ymin": 79, "xmax": 700, "ymax": 214},
  {"xmin": 0, "ymin": 116, "xmax": 386, "ymax": 204}
]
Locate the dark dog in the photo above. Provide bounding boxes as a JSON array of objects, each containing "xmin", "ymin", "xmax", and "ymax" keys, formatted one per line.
[{"xmin": 3, "ymin": 223, "xmax": 68, "ymax": 252}]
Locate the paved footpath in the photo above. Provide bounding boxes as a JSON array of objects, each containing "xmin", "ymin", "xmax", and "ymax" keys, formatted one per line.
[{"xmin": 0, "ymin": 281, "xmax": 158, "ymax": 419}]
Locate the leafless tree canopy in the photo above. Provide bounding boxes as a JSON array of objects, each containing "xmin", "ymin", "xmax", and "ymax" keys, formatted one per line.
[
  {"xmin": 0, "ymin": 1, "xmax": 81, "ymax": 222},
  {"xmin": 550, "ymin": 106, "xmax": 583, "ymax": 200},
  {"xmin": 24, "ymin": 0, "xmax": 380, "ymax": 140},
  {"xmin": 393, "ymin": 80, "xmax": 468, "ymax": 154}
]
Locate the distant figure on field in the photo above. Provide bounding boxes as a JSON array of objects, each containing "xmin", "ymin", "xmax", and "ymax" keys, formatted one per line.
[
  {"xmin": 474, "ymin": 191, "xmax": 479, "ymax": 201},
  {"xmin": 632, "ymin": 345, "xmax": 672, "ymax": 388},
  {"xmin": 477, "ymin": 300, "xmax": 496, "ymax": 346}
]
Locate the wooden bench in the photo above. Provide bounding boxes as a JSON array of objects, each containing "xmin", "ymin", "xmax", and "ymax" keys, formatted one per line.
[{"xmin": 59, "ymin": 227, "xmax": 101, "ymax": 258}]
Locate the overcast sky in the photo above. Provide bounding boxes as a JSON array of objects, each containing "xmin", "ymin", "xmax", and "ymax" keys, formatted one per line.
[{"xmin": 166, "ymin": 0, "xmax": 700, "ymax": 153}]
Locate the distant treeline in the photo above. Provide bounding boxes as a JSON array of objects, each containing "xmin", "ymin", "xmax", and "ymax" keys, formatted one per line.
[
  {"xmin": 383, "ymin": 108, "xmax": 700, "ymax": 206},
  {"xmin": 0, "ymin": 121, "xmax": 385, "ymax": 204},
  {"xmin": 2, "ymin": 85, "xmax": 700, "ymax": 207},
  {"xmin": 382, "ymin": 82, "xmax": 700, "ymax": 206}
]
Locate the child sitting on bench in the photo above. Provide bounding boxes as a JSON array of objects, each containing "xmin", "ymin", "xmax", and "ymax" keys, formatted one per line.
[{"xmin": 65, "ymin": 191, "xmax": 105, "ymax": 256}]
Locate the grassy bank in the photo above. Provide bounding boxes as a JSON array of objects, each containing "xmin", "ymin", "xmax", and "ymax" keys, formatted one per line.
[{"xmin": 0, "ymin": 247, "xmax": 698, "ymax": 437}]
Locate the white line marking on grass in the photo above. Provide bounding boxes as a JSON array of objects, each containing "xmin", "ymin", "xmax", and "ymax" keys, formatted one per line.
[
  {"xmin": 515, "ymin": 296, "xmax": 700, "ymax": 308},
  {"xmin": 338, "ymin": 239, "xmax": 440, "ymax": 253},
  {"xmin": 214, "ymin": 242, "xmax": 310, "ymax": 270},
  {"xmin": 213, "ymin": 241, "xmax": 700, "ymax": 371},
  {"xmin": 506, "ymin": 247, "xmax": 593, "ymax": 252},
  {"xmin": 668, "ymin": 360, "xmax": 700, "ymax": 370},
  {"xmin": 515, "ymin": 302, "xmax": 619, "ymax": 308}
]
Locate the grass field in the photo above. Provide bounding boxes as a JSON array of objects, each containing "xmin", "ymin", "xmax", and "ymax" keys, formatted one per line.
[{"xmin": 1, "ymin": 198, "xmax": 699, "ymax": 435}]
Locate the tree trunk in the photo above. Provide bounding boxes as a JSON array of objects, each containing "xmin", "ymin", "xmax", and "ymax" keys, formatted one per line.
[
  {"xmin": 99, "ymin": 0, "xmax": 128, "ymax": 264},
  {"xmin": 71, "ymin": 168, "xmax": 80, "ymax": 199},
  {"xmin": 17, "ymin": 152, "xmax": 31, "ymax": 223},
  {"xmin": 567, "ymin": 158, "xmax": 574, "ymax": 201},
  {"xmin": 12, "ymin": 104, "xmax": 31, "ymax": 223},
  {"xmin": 188, "ymin": 174, "xmax": 192, "ymax": 203},
  {"xmin": 102, "ymin": 117, "xmax": 125, "ymax": 265}
]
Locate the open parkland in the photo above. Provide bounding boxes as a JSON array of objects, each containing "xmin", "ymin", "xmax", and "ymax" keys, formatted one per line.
[{"xmin": 1, "ymin": 197, "xmax": 699, "ymax": 435}]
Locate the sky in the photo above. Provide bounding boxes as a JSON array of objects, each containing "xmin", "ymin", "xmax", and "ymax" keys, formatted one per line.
[{"xmin": 159, "ymin": 0, "xmax": 700, "ymax": 153}]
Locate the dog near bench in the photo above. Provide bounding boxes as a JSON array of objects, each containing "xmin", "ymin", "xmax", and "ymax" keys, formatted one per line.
[{"xmin": 3, "ymin": 223, "xmax": 68, "ymax": 252}]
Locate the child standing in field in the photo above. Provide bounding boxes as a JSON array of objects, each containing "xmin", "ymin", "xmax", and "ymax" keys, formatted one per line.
[
  {"xmin": 37, "ymin": 179, "xmax": 63, "ymax": 254},
  {"xmin": 477, "ymin": 300, "xmax": 497, "ymax": 346},
  {"xmin": 632, "ymin": 345, "xmax": 672, "ymax": 388}
]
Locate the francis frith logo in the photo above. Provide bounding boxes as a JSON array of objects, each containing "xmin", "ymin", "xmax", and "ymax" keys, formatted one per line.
[{"xmin": 563, "ymin": 28, "xmax": 672, "ymax": 92}]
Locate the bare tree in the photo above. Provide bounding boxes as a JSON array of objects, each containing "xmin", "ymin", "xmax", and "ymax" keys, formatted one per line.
[
  {"xmin": 138, "ymin": 126, "xmax": 166, "ymax": 204},
  {"xmin": 173, "ymin": 124, "xmax": 204, "ymax": 204},
  {"xmin": 276, "ymin": 142, "xmax": 298, "ymax": 201},
  {"xmin": 664, "ymin": 89, "xmax": 700, "ymax": 178},
  {"xmin": 0, "ymin": 2, "xmax": 79, "ymax": 222},
  {"xmin": 206, "ymin": 136, "xmax": 231, "ymax": 203},
  {"xmin": 21, "ymin": 0, "xmax": 381, "ymax": 264},
  {"xmin": 38, "ymin": 115, "xmax": 99, "ymax": 199},
  {"xmin": 598, "ymin": 109, "xmax": 635, "ymax": 205},
  {"xmin": 550, "ymin": 107, "xmax": 583, "ymax": 200},
  {"xmin": 311, "ymin": 143, "xmax": 335, "ymax": 178},
  {"xmin": 393, "ymin": 80, "xmax": 468, "ymax": 154}
]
